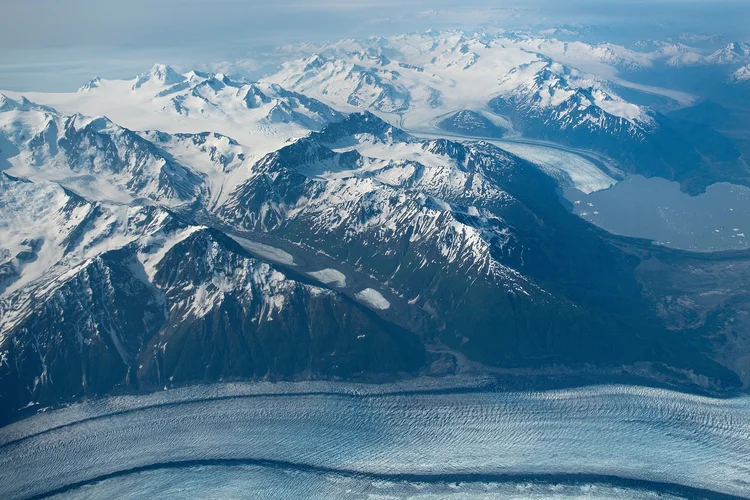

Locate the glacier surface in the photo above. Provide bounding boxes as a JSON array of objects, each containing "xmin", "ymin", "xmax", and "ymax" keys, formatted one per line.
[{"xmin": 0, "ymin": 380, "xmax": 748, "ymax": 499}]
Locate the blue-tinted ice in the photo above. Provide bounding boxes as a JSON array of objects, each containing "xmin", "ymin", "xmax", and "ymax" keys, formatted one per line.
[{"xmin": 1, "ymin": 380, "xmax": 748, "ymax": 499}]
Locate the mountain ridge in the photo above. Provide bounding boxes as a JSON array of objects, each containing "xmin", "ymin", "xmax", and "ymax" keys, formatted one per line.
[{"xmin": 2, "ymin": 48, "xmax": 750, "ymax": 424}]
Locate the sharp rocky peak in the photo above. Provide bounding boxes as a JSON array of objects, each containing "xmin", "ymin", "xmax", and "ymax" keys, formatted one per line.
[{"xmin": 313, "ymin": 111, "xmax": 412, "ymax": 145}]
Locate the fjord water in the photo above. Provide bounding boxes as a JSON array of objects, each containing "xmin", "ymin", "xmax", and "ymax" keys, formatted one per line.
[
  {"xmin": 564, "ymin": 175, "xmax": 750, "ymax": 252},
  {"xmin": 1, "ymin": 381, "xmax": 749, "ymax": 499}
]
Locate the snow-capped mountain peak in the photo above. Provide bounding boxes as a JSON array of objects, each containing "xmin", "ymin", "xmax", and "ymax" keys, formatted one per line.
[
  {"xmin": 706, "ymin": 42, "xmax": 750, "ymax": 65},
  {"xmin": 77, "ymin": 76, "xmax": 102, "ymax": 92},
  {"xmin": 493, "ymin": 62, "xmax": 652, "ymax": 133},
  {"xmin": 0, "ymin": 93, "xmax": 52, "ymax": 113},
  {"xmin": 0, "ymin": 98, "xmax": 205, "ymax": 205},
  {"xmin": 132, "ymin": 63, "xmax": 186, "ymax": 90},
  {"xmin": 242, "ymin": 84, "xmax": 272, "ymax": 108},
  {"xmin": 730, "ymin": 63, "xmax": 750, "ymax": 84}
]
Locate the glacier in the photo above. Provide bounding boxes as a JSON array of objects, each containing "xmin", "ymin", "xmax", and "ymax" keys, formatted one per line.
[{"xmin": 0, "ymin": 380, "xmax": 748, "ymax": 499}]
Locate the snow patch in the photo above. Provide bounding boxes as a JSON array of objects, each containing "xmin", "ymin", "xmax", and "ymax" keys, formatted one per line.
[
  {"xmin": 355, "ymin": 288, "xmax": 390, "ymax": 310},
  {"xmin": 308, "ymin": 268, "xmax": 346, "ymax": 287},
  {"xmin": 232, "ymin": 237, "xmax": 296, "ymax": 266}
]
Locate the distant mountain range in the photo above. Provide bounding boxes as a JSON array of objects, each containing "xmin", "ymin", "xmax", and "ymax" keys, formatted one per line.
[
  {"xmin": 1, "ymin": 29, "xmax": 750, "ymax": 424},
  {"xmin": 265, "ymin": 34, "xmax": 748, "ymax": 193}
]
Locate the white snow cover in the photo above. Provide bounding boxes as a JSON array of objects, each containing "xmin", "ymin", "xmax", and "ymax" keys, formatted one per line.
[
  {"xmin": 0, "ymin": 95, "xmax": 204, "ymax": 205},
  {"xmin": 355, "ymin": 288, "xmax": 390, "ymax": 310},
  {"xmin": 263, "ymin": 30, "xmax": 676, "ymax": 134},
  {"xmin": 496, "ymin": 63, "xmax": 654, "ymax": 131},
  {"xmin": 232, "ymin": 237, "xmax": 296, "ymax": 266},
  {"xmin": 3, "ymin": 29, "xmax": 709, "ymax": 170},
  {"xmin": 132, "ymin": 63, "xmax": 187, "ymax": 90},
  {"xmin": 706, "ymin": 42, "xmax": 750, "ymax": 65},
  {"xmin": 138, "ymin": 224, "xmax": 206, "ymax": 280},
  {"xmin": 5, "ymin": 69, "xmax": 339, "ymax": 164},
  {"xmin": 180, "ymin": 255, "xmax": 298, "ymax": 323},
  {"xmin": 0, "ymin": 175, "xmax": 94, "ymax": 294},
  {"xmin": 141, "ymin": 130, "xmax": 252, "ymax": 209},
  {"xmin": 308, "ymin": 268, "xmax": 346, "ymax": 287},
  {"xmin": 3, "ymin": 29, "xmax": 721, "ymax": 145},
  {"xmin": 0, "ymin": 197, "xmax": 191, "ymax": 338},
  {"xmin": 730, "ymin": 64, "xmax": 750, "ymax": 83},
  {"xmin": 494, "ymin": 141, "xmax": 616, "ymax": 193}
]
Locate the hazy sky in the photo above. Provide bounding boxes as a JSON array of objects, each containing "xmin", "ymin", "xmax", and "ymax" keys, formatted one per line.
[{"xmin": 2, "ymin": 0, "xmax": 749, "ymax": 91}]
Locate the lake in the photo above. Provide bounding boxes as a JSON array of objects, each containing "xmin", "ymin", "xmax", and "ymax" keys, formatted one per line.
[{"xmin": 564, "ymin": 175, "xmax": 750, "ymax": 252}]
